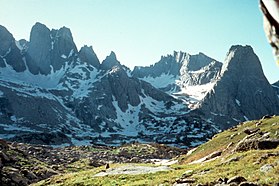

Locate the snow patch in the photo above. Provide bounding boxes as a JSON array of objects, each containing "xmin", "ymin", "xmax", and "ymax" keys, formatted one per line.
[
  {"xmin": 71, "ymin": 138, "xmax": 92, "ymax": 146},
  {"xmin": 151, "ymin": 159, "xmax": 178, "ymax": 166},
  {"xmin": 140, "ymin": 73, "xmax": 178, "ymax": 89},
  {"xmin": 68, "ymin": 49, "xmax": 74, "ymax": 58},
  {"xmin": 94, "ymin": 165, "xmax": 171, "ymax": 177},
  {"xmin": 51, "ymin": 41, "xmax": 54, "ymax": 50},
  {"xmin": 61, "ymin": 54, "xmax": 67, "ymax": 59},
  {"xmin": 112, "ymin": 96, "xmax": 141, "ymax": 136},
  {"xmin": 177, "ymin": 83, "xmax": 214, "ymax": 101},
  {"xmin": 0, "ymin": 123, "xmax": 38, "ymax": 133},
  {"xmin": 15, "ymin": 41, "xmax": 23, "ymax": 50},
  {"xmin": 0, "ymin": 81, "xmax": 59, "ymax": 100},
  {"xmin": 235, "ymin": 99, "xmax": 241, "ymax": 106},
  {"xmin": 188, "ymin": 69, "xmax": 206, "ymax": 74},
  {"xmin": 65, "ymin": 66, "xmax": 99, "ymax": 99},
  {"xmin": 243, "ymin": 115, "xmax": 249, "ymax": 121},
  {"xmin": 0, "ymin": 61, "xmax": 70, "ymax": 89},
  {"xmin": 10, "ymin": 115, "xmax": 17, "ymax": 122},
  {"xmin": 232, "ymin": 117, "xmax": 241, "ymax": 122},
  {"xmin": 0, "ymin": 47, "xmax": 11, "ymax": 58}
]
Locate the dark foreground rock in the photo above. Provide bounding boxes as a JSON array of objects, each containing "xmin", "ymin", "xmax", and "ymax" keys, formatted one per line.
[{"xmin": 174, "ymin": 175, "xmax": 260, "ymax": 186}]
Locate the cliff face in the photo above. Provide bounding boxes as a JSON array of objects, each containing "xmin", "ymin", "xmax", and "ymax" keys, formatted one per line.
[
  {"xmin": 0, "ymin": 25, "xmax": 26, "ymax": 72},
  {"xmin": 200, "ymin": 45, "xmax": 279, "ymax": 128}
]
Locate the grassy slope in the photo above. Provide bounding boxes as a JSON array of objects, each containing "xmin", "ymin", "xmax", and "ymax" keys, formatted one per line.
[{"xmin": 32, "ymin": 116, "xmax": 279, "ymax": 186}]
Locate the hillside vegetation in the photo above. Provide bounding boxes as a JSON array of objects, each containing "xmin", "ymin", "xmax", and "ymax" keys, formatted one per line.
[{"xmin": 0, "ymin": 116, "xmax": 278, "ymax": 185}]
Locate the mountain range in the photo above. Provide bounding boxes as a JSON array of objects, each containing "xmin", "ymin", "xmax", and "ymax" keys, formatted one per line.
[{"xmin": 0, "ymin": 22, "xmax": 278, "ymax": 148}]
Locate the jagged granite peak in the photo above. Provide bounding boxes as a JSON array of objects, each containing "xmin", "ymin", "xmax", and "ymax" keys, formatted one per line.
[
  {"xmin": 78, "ymin": 45, "xmax": 100, "ymax": 68},
  {"xmin": 0, "ymin": 25, "xmax": 26, "ymax": 72},
  {"xmin": 184, "ymin": 52, "xmax": 218, "ymax": 71},
  {"xmin": 200, "ymin": 45, "xmax": 279, "ymax": 129},
  {"xmin": 49, "ymin": 26, "xmax": 78, "ymax": 72},
  {"xmin": 0, "ymin": 25, "xmax": 14, "ymax": 56},
  {"xmin": 132, "ymin": 50, "xmax": 222, "ymax": 94},
  {"xmin": 132, "ymin": 51, "xmax": 187, "ymax": 78},
  {"xmin": 25, "ymin": 22, "xmax": 78, "ymax": 75},
  {"xmin": 103, "ymin": 66, "xmax": 175, "ymax": 112},
  {"xmin": 57, "ymin": 26, "xmax": 73, "ymax": 40},
  {"xmin": 174, "ymin": 51, "xmax": 188, "ymax": 63},
  {"xmin": 51, "ymin": 26, "xmax": 78, "ymax": 55},
  {"xmin": 25, "ymin": 22, "xmax": 52, "ymax": 75},
  {"xmin": 106, "ymin": 66, "xmax": 141, "ymax": 111},
  {"xmin": 101, "ymin": 51, "xmax": 121, "ymax": 70},
  {"xmin": 132, "ymin": 51, "xmax": 219, "ymax": 78},
  {"xmin": 221, "ymin": 45, "xmax": 264, "ymax": 76},
  {"xmin": 17, "ymin": 39, "xmax": 29, "ymax": 52},
  {"xmin": 179, "ymin": 60, "xmax": 222, "ymax": 86}
]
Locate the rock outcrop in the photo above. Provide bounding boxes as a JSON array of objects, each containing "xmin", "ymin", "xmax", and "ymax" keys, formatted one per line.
[
  {"xmin": 78, "ymin": 45, "xmax": 100, "ymax": 68},
  {"xmin": 0, "ymin": 25, "xmax": 26, "ymax": 72},
  {"xmin": 100, "ymin": 51, "xmax": 121, "ymax": 70}
]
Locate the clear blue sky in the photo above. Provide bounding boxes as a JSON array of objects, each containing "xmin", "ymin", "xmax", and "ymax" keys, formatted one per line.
[{"xmin": 0, "ymin": 0, "xmax": 278, "ymax": 83}]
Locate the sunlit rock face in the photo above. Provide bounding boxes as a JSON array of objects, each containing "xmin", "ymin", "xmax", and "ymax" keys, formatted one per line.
[{"xmin": 200, "ymin": 45, "xmax": 279, "ymax": 129}]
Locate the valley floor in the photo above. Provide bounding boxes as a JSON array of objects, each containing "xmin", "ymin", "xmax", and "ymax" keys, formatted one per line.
[{"xmin": 1, "ymin": 116, "xmax": 279, "ymax": 186}]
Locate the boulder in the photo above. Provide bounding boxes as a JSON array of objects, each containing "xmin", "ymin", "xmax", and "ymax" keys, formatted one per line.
[
  {"xmin": 205, "ymin": 150, "xmax": 222, "ymax": 161},
  {"xmin": 260, "ymin": 164, "xmax": 273, "ymax": 173},
  {"xmin": 0, "ymin": 139, "xmax": 9, "ymax": 150},
  {"xmin": 175, "ymin": 178, "xmax": 196, "ymax": 184},
  {"xmin": 239, "ymin": 182, "xmax": 259, "ymax": 186},
  {"xmin": 88, "ymin": 160, "xmax": 103, "ymax": 167},
  {"xmin": 243, "ymin": 128, "xmax": 260, "ymax": 135},
  {"xmin": 9, "ymin": 172, "xmax": 28, "ymax": 186},
  {"xmin": 21, "ymin": 169, "xmax": 37, "ymax": 180},
  {"xmin": 0, "ymin": 151, "xmax": 10, "ymax": 163},
  {"xmin": 181, "ymin": 170, "xmax": 194, "ymax": 178},
  {"xmin": 234, "ymin": 138, "xmax": 279, "ymax": 152},
  {"xmin": 227, "ymin": 176, "xmax": 247, "ymax": 184}
]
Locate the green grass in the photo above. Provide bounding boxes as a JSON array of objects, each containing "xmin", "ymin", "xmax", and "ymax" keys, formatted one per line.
[
  {"xmin": 179, "ymin": 116, "xmax": 279, "ymax": 163},
  {"xmin": 32, "ymin": 163, "xmax": 183, "ymax": 186}
]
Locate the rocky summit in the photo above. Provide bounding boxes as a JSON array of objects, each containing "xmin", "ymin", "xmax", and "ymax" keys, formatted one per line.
[
  {"xmin": 200, "ymin": 45, "xmax": 279, "ymax": 129},
  {"xmin": 0, "ymin": 22, "xmax": 278, "ymax": 149}
]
